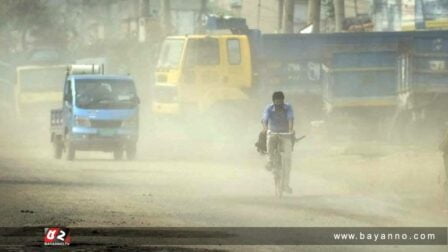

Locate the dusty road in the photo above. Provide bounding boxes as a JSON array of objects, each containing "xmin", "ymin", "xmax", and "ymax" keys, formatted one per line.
[{"xmin": 0, "ymin": 115, "xmax": 447, "ymax": 251}]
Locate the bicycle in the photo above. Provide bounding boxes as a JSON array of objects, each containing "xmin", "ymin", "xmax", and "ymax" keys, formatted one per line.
[{"xmin": 268, "ymin": 132, "xmax": 305, "ymax": 198}]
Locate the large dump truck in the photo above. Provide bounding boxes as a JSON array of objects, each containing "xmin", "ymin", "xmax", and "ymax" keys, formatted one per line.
[
  {"xmin": 152, "ymin": 33, "xmax": 253, "ymax": 115},
  {"xmin": 151, "ymin": 17, "xmax": 261, "ymax": 137},
  {"xmin": 392, "ymin": 30, "xmax": 448, "ymax": 143},
  {"xmin": 261, "ymin": 31, "xmax": 448, "ymax": 142},
  {"xmin": 151, "ymin": 17, "xmax": 324, "ymax": 134},
  {"xmin": 321, "ymin": 32, "xmax": 403, "ymax": 139},
  {"xmin": 151, "ymin": 28, "xmax": 401, "ymax": 137},
  {"xmin": 152, "ymin": 15, "xmax": 448, "ymax": 141}
]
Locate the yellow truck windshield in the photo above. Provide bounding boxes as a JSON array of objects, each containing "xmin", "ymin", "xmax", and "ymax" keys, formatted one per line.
[
  {"xmin": 157, "ymin": 39, "xmax": 185, "ymax": 69},
  {"xmin": 184, "ymin": 38, "xmax": 220, "ymax": 66}
]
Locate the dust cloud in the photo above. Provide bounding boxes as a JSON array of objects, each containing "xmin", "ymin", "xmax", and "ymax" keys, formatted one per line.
[
  {"xmin": 1, "ymin": 84, "xmax": 446, "ymax": 209},
  {"xmin": 0, "ymin": 4, "xmax": 446, "ymax": 252}
]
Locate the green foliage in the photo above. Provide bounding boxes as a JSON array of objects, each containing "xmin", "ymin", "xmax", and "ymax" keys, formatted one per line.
[
  {"xmin": 0, "ymin": 0, "xmax": 49, "ymax": 30},
  {"xmin": 0, "ymin": 0, "xmax": 72, "ymax": 51}
]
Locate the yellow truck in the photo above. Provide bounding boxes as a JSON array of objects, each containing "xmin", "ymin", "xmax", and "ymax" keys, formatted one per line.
[
  {"xmin": 152, "ymin": 34, "xmax": 253, "ymax": 115},
  {"xmin": 15, "ymin": 64, "xmax": 68, "ymax": 118},
  {"xmin": 150, "ymin": 17, "xmax": 325, "ymax": 133}
]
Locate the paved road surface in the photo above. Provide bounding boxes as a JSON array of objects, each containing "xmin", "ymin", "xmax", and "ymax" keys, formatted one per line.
[{"xmin": 0, "ymin": 117, "xmax": 447, "ymax": 251}]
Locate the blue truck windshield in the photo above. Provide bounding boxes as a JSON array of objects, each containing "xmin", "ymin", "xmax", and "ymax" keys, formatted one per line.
[{"xmin": 75, "ymin": 79, "xmax": 137, "ymax": 109}]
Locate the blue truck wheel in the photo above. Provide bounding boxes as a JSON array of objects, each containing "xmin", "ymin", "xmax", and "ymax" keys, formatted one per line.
[{"xmin": 53, "ymin": 137, "xmax": 63, "ymax": 159}]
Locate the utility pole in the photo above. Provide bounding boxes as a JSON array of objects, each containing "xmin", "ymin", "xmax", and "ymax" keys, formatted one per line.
[
  {"xmin": 199, "ymin": 0, "xmax": 207, "ymax": 17},
  {"xmin": 141, "ymin": 0, "xmax": 150, "ymax": 17},
  {"xmin": 308, "ymin": 0, "xmax": 321, "ymax": 33},
  {"xmin": 257, "ymin": 0, "xmax": 262, "ymax": 29},
  {"xmin": 334, "ymin": 0, "xmax": 345, "ymax": 32},
  {"xmin": 197, "ymin": 0, "xmax": 208, "ymax": 33},
  {"xmin": 278, "ymin": 0, "xmax": 284, "ymax": 32},
  {"xmin": 161, "ymin": 0, "xmax": 172, "ymax": 34},
  {"xmin": 282, "ymin": 0, "xmax": 295, "ymax": 33}
]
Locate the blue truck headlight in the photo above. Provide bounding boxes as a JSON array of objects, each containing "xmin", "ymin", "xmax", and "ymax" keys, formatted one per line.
[{"xmin": 75, "ymin": 116, "xmax": 91, "ymax": 127}]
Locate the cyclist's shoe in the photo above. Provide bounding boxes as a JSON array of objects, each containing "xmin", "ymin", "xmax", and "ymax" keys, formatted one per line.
[
  {"xmin": 265, "ymin": 161, "xmax": 273, "ymax": 171},
  {"xmin": 283, "ymin": 186, "xmax": 293, "ymax": 194}
]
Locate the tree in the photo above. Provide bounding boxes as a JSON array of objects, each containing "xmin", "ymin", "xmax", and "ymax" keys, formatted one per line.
[
  {"xmin": 334, "ymin": 0, "xmax": 345, "ymax": 32},
  {"xmin": 282, "ymin": 0, "xmax": 295, "ymax": 33},
  {"xmin": 0, "ymin": 0, "xmax": 68, "ymax": 52},
  {"xmin": 308, "ymin": 0, "xmax": 321, "ymax": 33}
]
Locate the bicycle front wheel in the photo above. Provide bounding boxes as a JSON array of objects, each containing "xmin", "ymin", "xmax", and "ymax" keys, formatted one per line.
[{"xmin": 274, "ymin": 168, "xmax": 283, "ymax": 198}]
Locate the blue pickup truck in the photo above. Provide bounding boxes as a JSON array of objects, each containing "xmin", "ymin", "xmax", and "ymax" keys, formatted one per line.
[{"xmin": 50, "ymin": 65, "xmax": 139, "ymax": 161}]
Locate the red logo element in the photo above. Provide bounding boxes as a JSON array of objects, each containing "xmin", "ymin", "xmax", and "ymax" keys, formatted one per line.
[{"xmin": 44, "ymin": 227, "xmax": 71, "ymax": 246}]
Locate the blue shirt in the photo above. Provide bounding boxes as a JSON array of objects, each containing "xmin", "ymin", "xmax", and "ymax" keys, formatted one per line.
[{"xmin": 262, "ymin": 103, "xmax": 294, "ymax": 133}]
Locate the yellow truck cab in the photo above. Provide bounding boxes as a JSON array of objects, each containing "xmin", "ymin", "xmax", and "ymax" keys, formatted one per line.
[{"xmin": 152, "ymin": 34, "xmax": 252, "ymax": 115}]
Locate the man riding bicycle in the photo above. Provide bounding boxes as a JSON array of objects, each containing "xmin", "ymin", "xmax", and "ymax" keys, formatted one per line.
[{"xmin": 262, "ymin": 91, "xmax": 295, "ymax": 194}]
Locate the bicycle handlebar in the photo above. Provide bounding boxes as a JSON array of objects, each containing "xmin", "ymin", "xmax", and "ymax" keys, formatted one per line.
[
  {"xmin": 267, "ymin": 131, "xmax": 294, "ymax": 136},
  {"xmin": 268, "ymin": 131, "xmax": 306, "ymax": 143}
]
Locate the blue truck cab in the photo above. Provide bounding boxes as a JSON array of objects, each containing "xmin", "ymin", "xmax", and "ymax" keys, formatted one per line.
[{"xmin": 50, "ymin": 65, "xmax": 139, "ymax": 161}]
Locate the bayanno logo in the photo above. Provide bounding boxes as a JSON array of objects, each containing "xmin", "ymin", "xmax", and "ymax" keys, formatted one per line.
[{"xmin": 44, "ymin": 227, "xmax": 71, "ymax": 246}]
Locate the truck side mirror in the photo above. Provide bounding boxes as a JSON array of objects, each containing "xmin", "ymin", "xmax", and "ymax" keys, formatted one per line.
[
  {"xmin": 64, "ymin": 100, "xmax": 72, "ymax": 113},
  {"xmin": 64, "ymin": 94, "xmax": 72, "ymax": 103},
  {"xmin": 64, "ymin": 94, "xmax": 72, "ymax": 111}
]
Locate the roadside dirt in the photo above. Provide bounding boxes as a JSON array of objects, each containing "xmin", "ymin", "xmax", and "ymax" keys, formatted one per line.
[{"xmin": 0, "ymin": 112, "xmax": 447, "ymax": 251}]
